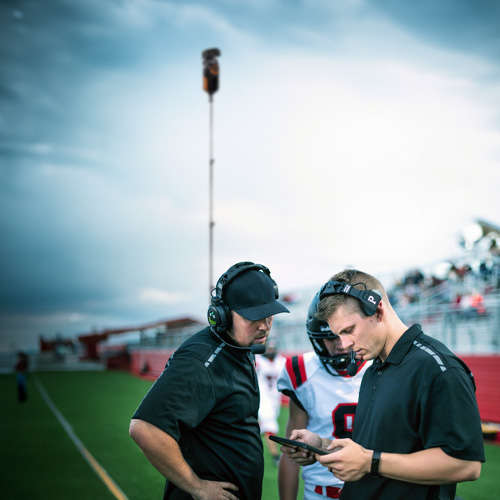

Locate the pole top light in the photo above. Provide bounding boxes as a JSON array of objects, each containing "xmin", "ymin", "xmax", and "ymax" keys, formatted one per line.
[
  {"xmin": 202, "ymin": 48, "xmax": 221, "ymax": 96},
  {"xmin": 202, "ymin": 48, "xmax": 221, "ymax": 59}
]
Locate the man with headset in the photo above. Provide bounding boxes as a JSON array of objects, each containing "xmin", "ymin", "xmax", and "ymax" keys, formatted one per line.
[
  {"xmin": 287, "ymin": 269, "xmax": 484, "ymax": 500},
  {"xmin": 130, "ymin": 262, "xmax": 289, "ymax": 500}
]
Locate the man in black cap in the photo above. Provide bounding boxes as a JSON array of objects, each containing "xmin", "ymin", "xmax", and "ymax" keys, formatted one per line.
[{"xmin": 130, "ymin": 262, "xmax": 289, "ymax": 500}]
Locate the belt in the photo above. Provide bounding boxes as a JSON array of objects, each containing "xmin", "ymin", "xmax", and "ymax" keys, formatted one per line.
[{"xmin": 314, "ymin": 485, "xmax": 342, "ymax": 498}]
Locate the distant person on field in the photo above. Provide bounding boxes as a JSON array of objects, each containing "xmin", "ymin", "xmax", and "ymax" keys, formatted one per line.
[
  {"xmin": 130, "ymin": 262, "xmax": 289, "ymax": 500},
  {"xmin": 15, "ymin": 351, "xmax": 29, "ymax": 403},
  {"xmin": 255, "ymin": 341, "xmax": 286, "ymax": 465}
]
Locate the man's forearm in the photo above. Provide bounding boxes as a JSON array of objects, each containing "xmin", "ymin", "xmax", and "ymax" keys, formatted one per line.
[
  {"xmin": 377, "ymin": 447, "xmax": 481, "ymax": 485},
  {"xmin": 319, "ymin": 439, "xmax": 481, "ymax": 485},
  {"xmin": 129, "ymin": 419, "xmax": 202, "ymax": 496}
]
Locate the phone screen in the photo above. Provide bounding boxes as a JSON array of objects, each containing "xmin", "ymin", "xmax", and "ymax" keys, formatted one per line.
[{"xmin": 268, "ymin": 435, "xmax": 329, "ymax": 455}]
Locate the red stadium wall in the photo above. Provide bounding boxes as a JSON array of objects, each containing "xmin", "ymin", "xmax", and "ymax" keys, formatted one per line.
[
  {"xmin": 130, "ymin": 349, "xmax": 173, "ymax": 381},
  {"xmin": 460, "ymin": 355, "xmax": 500, "ymax": 424},
  {"xmin": 130, "ymin": 350, "xmax": 500, "ymax": 423}
]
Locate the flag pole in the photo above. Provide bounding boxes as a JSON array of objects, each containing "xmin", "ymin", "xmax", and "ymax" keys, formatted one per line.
[
  {"xmin": 209, "ymin": 93, "xmax": 214, "ymax": 295},
  {"xmin": 202, "ymin": 48, "xmax": 221, "ymax": 297}
]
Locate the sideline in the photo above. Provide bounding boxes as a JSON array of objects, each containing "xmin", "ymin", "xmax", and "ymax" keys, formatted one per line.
[{"xmin": 35, "ymin": 377, "xmax": 129, "ymax": 500}]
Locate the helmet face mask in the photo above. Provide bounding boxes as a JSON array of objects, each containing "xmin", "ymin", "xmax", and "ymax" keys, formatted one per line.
[
  {"xmin": 307, "ymin": 292, "xmax": 360, "ymax": 376},
  {"xmin": 308, "ymin": 331, "xmax": 351, "ymax": 374}
]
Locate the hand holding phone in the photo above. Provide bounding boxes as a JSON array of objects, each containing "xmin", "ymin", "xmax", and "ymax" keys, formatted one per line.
[{"xmin": 268, "ymin": 435, "xmax": 329, "ymax": 455}]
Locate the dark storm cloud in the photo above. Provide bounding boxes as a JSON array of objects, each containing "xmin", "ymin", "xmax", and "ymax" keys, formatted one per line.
[
  {"xmin": 0, "ymin": 175, "xmax": 116, "ymax": 315},
  {"xmin": 0, "ymin": 82, "xmax": 19, "ymax": 100},
  {"xmin": 0, "ymin": 0, "xmax": 224, "ymax": 165},
  {"xmin": 0, "ymin": 0, "xmax": 191, "ymax": 323},
  {"xmin": 0, "ymin": 0, "xmax": 154, "ymax": 146},
  {"xmin": 370, "ymin": 0, "xmax": 500, "ymax": 62},
  {"xmin": 1, "ymin": 0, "xmax": 152, "ymax": 72}
]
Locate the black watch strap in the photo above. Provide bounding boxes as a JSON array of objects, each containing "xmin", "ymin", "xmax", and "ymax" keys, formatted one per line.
[{"xmin": 371, "ymin": 450, "xmax": 381, "ymax": 475}]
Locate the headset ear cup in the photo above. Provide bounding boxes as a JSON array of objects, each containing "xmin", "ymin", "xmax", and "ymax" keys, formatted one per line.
[
  {"xmin": 207, "ymin": 305, "xmax": 221, "ymax": 329},
  {"xmin": 207, "ymin": 301, "xmax": 232, "ymax": 333},
  {"xmin": 360, "ymin": 290, "xmax": 381, "ymax": 316}
]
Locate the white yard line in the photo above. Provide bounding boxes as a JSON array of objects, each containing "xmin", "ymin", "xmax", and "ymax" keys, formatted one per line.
[{"xmin": 35, "ymin": 377, "xmax": 129, "ymax": 500}]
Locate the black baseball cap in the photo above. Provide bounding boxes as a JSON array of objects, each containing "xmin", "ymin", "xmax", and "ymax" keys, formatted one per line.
[{"xmin": 224, "ymin": 269, "xmax": 289, "ymax": 320}]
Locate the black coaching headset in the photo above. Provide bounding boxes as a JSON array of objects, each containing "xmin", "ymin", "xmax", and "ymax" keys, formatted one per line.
[
  {"xmin": 319, "ymin": 280, "xmax": 382, "ymax": 316},
  {"xmin": 207, "ymin": 261, "xmax": 279, "ymax": 334},
  {"xmin": 318, "ymin": 274, "xmax": 382, "ymax": 375}
]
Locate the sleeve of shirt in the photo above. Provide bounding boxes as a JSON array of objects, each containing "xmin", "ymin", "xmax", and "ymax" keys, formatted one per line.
[
  {"xmin": 132, "ymin": 352, "xmax": 216, "ymax": 441},
  {"xmin": 277, "ymin": 362, "xmax": 292, "ymax": 393},
  {"xmin": 420, "ymin": 366, "xmax": 485, "ymax": 462},
  {"xmin": 276, "ymin": 354, "xmax": 287, "ymax": 375},
  {"xmin": 277, "ymin": 360, "xmax": 306, "ymax": 412}
]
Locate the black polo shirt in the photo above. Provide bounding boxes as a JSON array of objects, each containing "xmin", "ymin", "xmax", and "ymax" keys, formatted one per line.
[
  {"xmin": 132, "ymin": 327, "xmax": 263, "ymax": 500},
  {"xmin": 341, "ymin": 324, "xmax": 485, "ymax": 500}
]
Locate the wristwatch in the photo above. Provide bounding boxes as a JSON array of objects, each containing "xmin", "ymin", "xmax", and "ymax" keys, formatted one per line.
[{"xmin": 371, "ymin": 450, "xmax": 381, "ymax": 476}]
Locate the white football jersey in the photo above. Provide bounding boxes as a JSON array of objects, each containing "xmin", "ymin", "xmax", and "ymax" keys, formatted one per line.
[
  {"xmin": 277, "ymin": 352, "xmax": 371, "ymax": 498},
  {"xmin": 256, "ymin": 353, "xmax": 286, "ymax": 433}
]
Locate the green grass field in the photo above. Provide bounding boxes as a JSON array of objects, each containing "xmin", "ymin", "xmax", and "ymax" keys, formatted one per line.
[{"xmin": 1, "ymin": 371, "xmax": 498, "ymax": 499}]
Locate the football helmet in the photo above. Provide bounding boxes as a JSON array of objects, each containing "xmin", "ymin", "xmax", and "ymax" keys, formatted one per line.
[{"xmin": 307, "ymin": 291, "xmax": 361, "ymax": 376}]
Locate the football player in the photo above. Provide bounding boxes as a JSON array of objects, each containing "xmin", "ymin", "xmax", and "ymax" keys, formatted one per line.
[
  {"xmin": 256, "ymin": 341, "xmax": 287, "ymax": 465},
  {"xmin": 277, "ymin": 292, "xmax": 371, "ymax": 500}
]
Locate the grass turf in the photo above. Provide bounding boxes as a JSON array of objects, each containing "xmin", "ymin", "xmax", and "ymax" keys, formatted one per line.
[{"xmin": 1, "ymin": 371, "xmax": 497, "ymax": 499}]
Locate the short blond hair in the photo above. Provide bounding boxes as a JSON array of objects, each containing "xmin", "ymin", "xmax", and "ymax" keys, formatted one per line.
[{"xmin": 317, "ymin": 269, "xmax": 387, "ymax": 321}]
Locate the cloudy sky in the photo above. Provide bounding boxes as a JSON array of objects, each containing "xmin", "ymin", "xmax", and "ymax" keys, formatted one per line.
[{"xmin": 1, "ymin": 0, "xmax": 499, "ymax": 351}]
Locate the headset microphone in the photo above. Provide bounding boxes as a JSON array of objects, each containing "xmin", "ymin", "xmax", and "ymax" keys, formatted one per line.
[
  {"xmin": 346, "ymin": 351, "xmax": 358, "ymax": 376},
  {"xmin": 250, "ymin": 344, "xmax": 266, "ymax": 355}
]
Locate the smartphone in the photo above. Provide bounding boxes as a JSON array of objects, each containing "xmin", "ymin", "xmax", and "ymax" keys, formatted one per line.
[{"xmin": 268, "ymin": 435, "xmax": 329, "ymax": 455}]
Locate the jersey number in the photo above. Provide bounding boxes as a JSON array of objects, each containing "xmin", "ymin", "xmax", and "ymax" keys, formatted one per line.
[{"xmin": 331, "ymin": 403, "xmax": 357, "ymax": 439}]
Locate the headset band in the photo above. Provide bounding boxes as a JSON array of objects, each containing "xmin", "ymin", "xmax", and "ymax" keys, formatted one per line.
[
  {"xmin": 319, "ymin": 279, "xmax": 381, "ymax": 316},
  {"xmin": 213, "ymin": 262, "xmax": 271, "ymax": 301}
]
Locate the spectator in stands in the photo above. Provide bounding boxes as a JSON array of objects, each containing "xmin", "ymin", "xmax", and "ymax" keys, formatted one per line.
[
  {"xmin": 287, "ymin": 269, "xmax": 484, "ymax": 500},
  {"xmin": 129, "ymin": 262, "xmax": 289, "ymax": 500},
  {"xmin": 479, "ymin": 261, "xmax": 491, "ymax": 281},
  {"xmin": 15, "ymin": 351, "xmax": 29, "ymax": 403},
  {"xmin": 461, "ymin": 290, "xmax": 487, "ymax": 319},
  {"xmin": 490, "ymin": 239, "xmax": 500, "ymax": 257}
]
